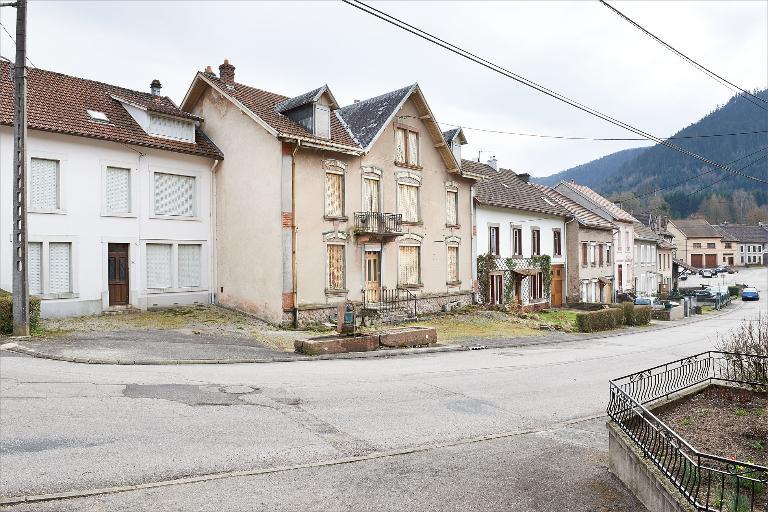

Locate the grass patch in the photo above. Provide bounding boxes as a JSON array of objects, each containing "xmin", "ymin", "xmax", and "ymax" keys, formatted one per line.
[
  {"xmin": 405, "ymin": 312, "xmax": 539, "ymax": 344},
  {"xmin": 734, "ymin": 407, "xmax": 750, "ymax": 417},
  {"xmin": 528, "ymin": 310, "xmax": 578, "ymax": 331}
]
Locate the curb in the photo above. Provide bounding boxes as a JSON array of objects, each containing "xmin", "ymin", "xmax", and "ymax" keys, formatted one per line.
[{"xmin": 0, "ymin": 302, "xmax": 743, "ymax": 366}]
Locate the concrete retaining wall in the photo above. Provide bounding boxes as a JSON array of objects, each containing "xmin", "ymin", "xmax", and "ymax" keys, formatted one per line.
[
  {"xmin": 651, "ymin": 306, "xmax": 684, "ymax": 321},
  {"xmin": 608, "ymin": 421, "xmax": 696, "ymax": 512}
]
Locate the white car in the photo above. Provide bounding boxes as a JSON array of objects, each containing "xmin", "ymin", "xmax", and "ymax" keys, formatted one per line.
[{"xmin": 701, "ymin": 269, "xmax": 714, "ymax": 278}]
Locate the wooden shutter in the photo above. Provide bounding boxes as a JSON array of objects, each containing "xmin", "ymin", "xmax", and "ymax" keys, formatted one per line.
[
  {"xmin": 178, "ymin": 244, "xmax": 201, "ymax": 288},
  {"xmin": 30, "ymin": 158, "xmax": 59, "ymax": 210},
  {"xmin": 27, "ymin": 242, "xmax": 42, "ymax": 295},
  {"xmin": 325, "ymin": 172, "xmax": 343, "ymax": 217},
  {"xmin": 395, "ymin": 128, "xmax": 406, "ymax": 164},
  {"xmin": 48, "ymin": 242, "xmax": 71, "ymax": 293},
  {"xmin": 327, "ymin": 244, "xmax": 345, "ymax": 289},
  {"xmin": 105, "ymin": 166, "xmax": 131, "ymax": 213},
  {"xmin": 446, "ymin": 191, "xmax": 458, "ymax": 225},
  {"xmin": 146, "ymin": 243, "xmax": 172, "ymax": 289},
  {"xmin": 315, "ymin": 105, "xmax": 331, "ymax": 138},
  {"xmin": 363, "ymin": 178, "xmax": 379, "ymax": 212},
  {"xmin": 399, "ymin": 246, "xmax": 419, "ymax": 285},
  {"xmin": 154, "ymin": 173, "xmax": 194, "ymax": 216},
  {"xmin": 447, "ymin": 246, "xmax": 458, "ymax": 282},
  {"xmin": 407, "ymin": 131, "xmax": 419, "ymax": 166},
  {"xmin": 398, "ymin": 183, "xmax": 418, "ymax": 222}
]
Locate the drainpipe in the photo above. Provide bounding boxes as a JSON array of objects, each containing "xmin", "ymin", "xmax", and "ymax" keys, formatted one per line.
[
  {"xmin": 209, "ymin": 159, "xmax": 220, "ymax": 306},
  {"xmin": 291, "ymin": 140, "xmax": 301, "ymax": 328}
]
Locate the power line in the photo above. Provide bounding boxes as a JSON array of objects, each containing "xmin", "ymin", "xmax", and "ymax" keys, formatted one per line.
[
  {"xmin": 0, "ymin": 19, "xmax": 34, "ymax": 68},
  {"xmin": 441, "ymin": 123, "xmax": 768, "ymax": 142},
  {"xmin": 685, "ymin": 154, "xmax": 768, "ymax": 197},
  {"xmin": 599, "ymin": 1, "xmax": 768, "ymax": 112},
  {"xmin": 636, "ymin": 146, "xmax": 768, "ymax": 198},
  {"xmin": 342, "ymin": 1, "xmax": 768, "ymax": 185}
]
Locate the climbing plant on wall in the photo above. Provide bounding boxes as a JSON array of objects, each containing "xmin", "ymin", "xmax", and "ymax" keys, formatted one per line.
[
  {"xmin": 476, "ymin": 253, "xmax": 498, "ymax": 304},
  {"xmin": 530, "ymin": 255, "xmax": 552, "ymax": 298},
  {"xmin": 503, "ymin": 258, "xmax": 517, "ymax": 303}
]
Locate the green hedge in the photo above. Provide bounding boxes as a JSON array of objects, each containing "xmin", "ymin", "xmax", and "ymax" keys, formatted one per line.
[
  {"xmin": 632, "ymin": 305, "xmax": 651, "ymax": 326},
  {"xmin": 0, "ymin": 292, "xmax": 41, "ymax": 334},
  {"xmin": 576, "ymin": 308, "xmax": 625, "ymax": 332},
  {"xmin": 728, "ymin": 285, "xmax": 742, "ymax": 297}
]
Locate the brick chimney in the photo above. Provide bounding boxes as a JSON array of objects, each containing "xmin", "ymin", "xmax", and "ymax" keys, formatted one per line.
[
  {"xmin": 150, "ymin": 79, "xmax": 162, "ymax": 96},
  {"xmin": 219, "ymin": 59, "xmax": 235, "ymax": 84}
]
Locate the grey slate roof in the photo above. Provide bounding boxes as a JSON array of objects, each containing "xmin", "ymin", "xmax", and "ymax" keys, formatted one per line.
[
  {"xmin": 275, "ymin": 85, "xmax": 327, "ymax": 113},
  {"xmin": 336, "ymin": 84, "xmax": 416, "ymax": 149},
  {"xmin": 442, "ymin": 128, "xmax": 460, "ymax": 143},
  {"xmin": 533, "ymin": 184, "xmax": 614, "ymax": 230},
  {"xmin": 464, "ymin": 160, "xmax": 570, "ymax": 217},
  {"xmin": 718, "ymin": 224, "xmax": 768, "ymax": 243}
]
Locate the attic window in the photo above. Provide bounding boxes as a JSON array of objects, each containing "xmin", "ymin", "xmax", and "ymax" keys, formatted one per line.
[
  {"xmin": 87, "ymin": 110, "xmax": 110, "ymax": 124},
  {"xmin": 315, "ymin": 104, "xmax": 331, "ymax": 139}
]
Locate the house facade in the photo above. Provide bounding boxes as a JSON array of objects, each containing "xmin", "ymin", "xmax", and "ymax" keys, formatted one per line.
[
  {"xmin": 656, "ymin": 241, "xmax": 673, "ymax": 295},
  {"xmin": 0, "ymin": 62, "xmax": 221, "ymax": 318},
  {"xmin": 467, "ymin": 160, "xmax": 569, "ymax": 309},
  {"xmin": 554, "ymin": 181, "xmax": 635, "ymax": 295},
  {"xmin": 717, "ymin": 224, "xmax": 768, "ymax": 266},
  {"xmin": 181, "ymin": 61, "xmax": 475, "ymax": 326},
  {"xmin": 632, "ymin": 222, "xmax": 659, "ymax": 296},
  {"xmin": 667, "ymin": 219, "xmax": 725, "ymax": 269},
  {"xmin": 535, "ymin": 184, "xmax": 614, "ymax": 303}
]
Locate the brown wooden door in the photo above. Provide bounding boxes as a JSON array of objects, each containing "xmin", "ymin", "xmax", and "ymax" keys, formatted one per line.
[
  {"xmin": 364, "ymin": 251, "xmax": 380, "ymax": 302},
  {"xmin": 550, "ymin": 265, "xmax": 563, "ymax": 306},
  {"xmin": 690, "ymin": 254, "xmax": 703, "ymax": 268},
  {"xmin": 108, "ymin": 243, "xmax": 129, "ymax": 306},
  {"xmin": 704, "ymin": 254, "xmax": 717, "ymax": 268}
]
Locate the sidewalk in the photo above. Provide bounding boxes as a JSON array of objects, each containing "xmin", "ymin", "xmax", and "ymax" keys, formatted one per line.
[{"xmin": 0, "ymin": 302, "xmax": 742, "ymax": 365}]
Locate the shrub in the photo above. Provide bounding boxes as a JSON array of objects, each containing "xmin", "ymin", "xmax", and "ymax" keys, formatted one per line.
[
  {"xmin": 0, "ymin": 292, "xmax": 41, "ymax": 335},
  {"xmin": 576, "ymin": 308, "xmax": 624, "ymax": 332},
  {"xmin": 633, "ymin": 305, "xmax": 651, "ymax": 326},
  {"xmin": 621, "ymin": 302, "xmax": 636, "ymax": 325},
  {"xmin": 715, "ymin": 314, "xmax": 767, "ymax": 384},
  {"xmin": 728, "ymin": 285, "xmax": 742, "ymax": 297}
]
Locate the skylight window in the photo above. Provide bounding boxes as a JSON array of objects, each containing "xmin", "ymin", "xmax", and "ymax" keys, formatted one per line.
[{"xmin": 87, "ymin": 110, "xmax": 110, "ymax": 124}]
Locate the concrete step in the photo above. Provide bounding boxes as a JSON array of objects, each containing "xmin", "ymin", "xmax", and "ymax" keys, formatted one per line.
[{"xmin": 103, "ymin": 306, "xmax": 141, "ymax": 315}]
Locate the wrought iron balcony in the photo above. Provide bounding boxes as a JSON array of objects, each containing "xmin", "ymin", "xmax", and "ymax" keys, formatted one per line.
[{"xmin": 354, "ymin": 212, "xmax": 403, "ymax": 236}]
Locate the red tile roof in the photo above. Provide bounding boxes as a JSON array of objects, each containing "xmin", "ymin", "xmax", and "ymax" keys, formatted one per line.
[{"xmin": 0, "ymin": 61, "xmax": 222, "ymax": 159}]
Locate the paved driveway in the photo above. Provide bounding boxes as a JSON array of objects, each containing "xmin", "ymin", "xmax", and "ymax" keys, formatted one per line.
[{"xmin": 0, "ymin": 277, "xmax": 765, "ymax": 511}]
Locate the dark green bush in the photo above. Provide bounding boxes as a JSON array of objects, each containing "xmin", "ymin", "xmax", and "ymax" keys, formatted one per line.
[
  {"xmin": 0, "ymin": 293, "xmax": 41, "ymax": 335},
  {"xmin": 621, "ymin": 302, "xmax": 636, "ymax": 325},
  {"xmin": 728, "ymin": 285, "xmax": 742, "ymax": 297},
  {"xmin": 576, "ymin": 307, "xmax": 625, "ymax": 332},
  {"xmin": 633, "ymin": 305, "xmax": 651, "ymax": 326}
]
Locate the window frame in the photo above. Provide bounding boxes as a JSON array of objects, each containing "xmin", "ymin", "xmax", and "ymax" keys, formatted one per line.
[
  {"xmin": 512, "ymin": 226, "xmax": 523, "ymax": 256},
  {"xmin": 143, "ymin": 240, "xmax": 208, "ymax": 294},
  {"xmin": 325, "ymin": 242, "xmax": 347, "ymax": 293},
  {"xmin": 552, "ymin": 228, "xmax": 562, "ymax": 257},
  {"xmin": 398, "ymin": 243, "xmax": 422, "ymax": 287},
  {"xmin": 28, "ymin": 152, "xmax": 67, "ymax": 215},
  {"xmin": 324, "ymin": 166, "xmax": 346, "ymax": 219},
  {"xmin": 101, "ymin": 159, "xmax": 138, "ymax": 218},
  {"xmin": 445, "ymin": 188, "xmax": 459, "ymax": 227},
  {"xmin": 150, "ymin": 167, "xmax": 201, "ymax": 221},
  {"xmin": 581, "ymin": 242, "xmax": 588, "ymax": 267},
  {"xmin": 26, "ymin": 236, "xmax": 80, "ymax": 299},
  {"xmin": 447, "ymin": 244, "xmax": 460, "ymax": 285},
  {"xmin": 361, "ymin": 166, "xmax": 382, "ymax": 214},
  {"xmin": 531, "ymin": 228, "xmax": 541, "ymax": 256},
  {"xmin": 394, "ymin": 125, "xmax": 421, "ymax": 169},
  {"xmin": 396, "ymin": 173, "xmax": 422, "ymax": 224},
  {"xmin": 488, "ymin": 225, "xmax": 500, "ymax": 256}
]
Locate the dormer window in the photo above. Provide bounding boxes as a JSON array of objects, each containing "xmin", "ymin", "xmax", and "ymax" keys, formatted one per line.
[
  {"xmin": 275, "ymin": 85, "xmax": 338, "ymax": 140},
  {"xmin": 87, "ymin": 110, "xmax": 110, "ymax": 124},
  {"xmin": 315, "ymin": 104, "xmax": 331, "ymax": 139},
  {"xmin": 147, "ymin": 114, "xmax": 195, "ymax": 142}
]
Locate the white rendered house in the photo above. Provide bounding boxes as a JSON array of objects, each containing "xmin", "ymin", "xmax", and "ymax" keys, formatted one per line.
[{"xmin": 0, "ymin": 62, "xmax": 222, "ymax": 317}]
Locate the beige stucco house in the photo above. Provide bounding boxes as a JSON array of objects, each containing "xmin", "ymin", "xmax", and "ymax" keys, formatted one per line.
[
  {"xmin": 667, "ymin": 218, "xmax": 726, "ymax": 269},
  {"xmin": 181, "ymin": 60, "xmax": 475, "ymax": 326}
]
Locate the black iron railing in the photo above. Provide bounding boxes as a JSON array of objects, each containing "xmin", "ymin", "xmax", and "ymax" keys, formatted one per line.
[
  {"xmin": 354, "ymin": 212, "xmax": 403, "ymax": 236},
  {"xmin": 363, "ymin": 286, "xmax": 417, "ymax": 319},
  {"xmin": 608, "ymin": 352, "xmax": 768, "ymax": 511}
]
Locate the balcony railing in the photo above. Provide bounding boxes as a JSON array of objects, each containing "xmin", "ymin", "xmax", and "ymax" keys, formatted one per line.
[{"xmin": 354, "ymin": 212, "xmax": 403, "ymax": 236}]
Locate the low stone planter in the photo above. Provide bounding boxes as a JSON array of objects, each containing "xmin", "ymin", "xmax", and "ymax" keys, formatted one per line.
[
  {"xmin": 651, "ymin": 306, "xmax": 684, "ymax": 321},
  {"xmin": 294, "ymin": 333, "xmax": 379, "ymax": 355},
  {"xmin": 378, "ymin": 326, "xmax": 437, "ymax": 348}
]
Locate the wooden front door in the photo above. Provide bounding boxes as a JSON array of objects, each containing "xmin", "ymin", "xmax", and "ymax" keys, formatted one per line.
[
  {"xmin": 108, "ymin": 243, "xmax": 129, "ymax": 306},
  {"xmin": 364, "ymin": 251, "xmax": 381, "ymax": 302},
  {"xmin": 550, "ymin": 265, "xmax": 563, "ymax": 306}
]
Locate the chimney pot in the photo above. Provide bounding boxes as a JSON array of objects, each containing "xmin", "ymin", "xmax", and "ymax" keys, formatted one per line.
[
  {"xmin": 487, "ymin": 156, "xmax": 498, "ymax": 170},
  {"xmin": 150, "ymin": 79, "xmax": 162, "ymax": 96},
  {"xmin": 205, "ymin": 65, "xmax": 213, "ymax": 74},
  {"xmin": 219, "ymin": 59, "xmax": 236, "ymax": 84}
]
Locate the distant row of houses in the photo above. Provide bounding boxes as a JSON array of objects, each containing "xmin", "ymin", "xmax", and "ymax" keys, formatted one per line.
[
  {"xmin": 0, "ymin": 59, "xmax": 764, "ymax": 325},
  {"xmin": 666, "ymin": 218, "xmax": 768, "ymax": 269}
]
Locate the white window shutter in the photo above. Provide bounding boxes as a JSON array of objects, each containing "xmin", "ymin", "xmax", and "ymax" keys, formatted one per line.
[
  {"xmin": 30, "ymin": 158, "xmax": 59, "ymax": 209},
  {"xmin": 363, "ymin": 178, "xmax": 379, "ymax": 212},
  {"xmin": 28, "ymin": 242, "xmax": 42, "ymax": 295},
  {"xmin": 447, "ymin": 246, "xmax": 458, "ymax": 282},
  {"xmin": 315, "ymin": 105, "xmax": 331, "ymax": 139},
  {"xmin": 105, "ymin": 166, "xmax": 131, "ymax": 213},
  {"xmin": 154, "ymin": 173, "xmax": 195, "ymax": 216},
  {"xmin": 395, "ymin": 129, "xmax": 406, "ymax": 164},
  {"xmin": 146, "ymin": 244, "xmax": 172, "ymax": 288},
  {"xmin": 325, "ymin": 172, "xmax": 343, "ymax": 217},
  {"xmin": 407, "ymin": 131, "xmax": 419, "ymax": 165},
  {"xmin": 398, "ymin": 184, "xmax": 418, "ymax": 222},
  {"xmin": 446, "ymin": 191, "xmax": 458, "ymax": 225},
  {"xmin": 178, "ymin": 244, "xmax": 201, "ymax": 288},
  {"xmin": 399, "ymin": 246, "xmax": 419, "ymax": 285},
  {"xmin": 49, "ymin": 242, "xmax": 71, "ymax": 293}
]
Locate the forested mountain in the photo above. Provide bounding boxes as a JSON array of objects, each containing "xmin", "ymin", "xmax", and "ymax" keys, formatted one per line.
[
  {"xmin": 534, "ymin": 147, "xmax": 647, "ymax": 188},
  {"xmin": 537, "ymin": 89, "xmax": 768, "ymax": 222}
]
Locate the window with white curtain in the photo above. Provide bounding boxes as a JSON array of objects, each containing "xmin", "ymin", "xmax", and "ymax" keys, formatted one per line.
[
  {"xmin": 146, "ymin": 243, "xmax": 172, "ymax": 289},
  {"xmin": 399, "ymin": 245, "xmax": 420, "ymax": 285},
  {"xmin": 395, "ymin": 127, "xmax": 419, "ymax": 166},
  {"xmin": 363, "ymin": 177, "xmax": 379, "ymax": 212},
  {"xmin": 105, "ymin": 166, "xmax": 131, "ymax": 214},
  {"xmin": 395, "ymin": 128, "xmax": 406, "ymax": 164},
  {"xmin": 446, "ymin": 190, "xmax": 458, "ymax": 226},
  {"xmin": 325, "ymin": 170, "xmax": 344, "ymax": 217},
  {"xmin": 407, "ymin": 131, "xmax": 419, "ymax": 166},
  {"xmin": 30, "ymin": 158, "xmax": 60, "ymax": 210},
  {"xmin": 398, "ymin": 183, "xmax": 419, "ymax": 223},
  {"xmin": 27, "ymin": 242, "xmax": 42, "ymax": 295},
  {"xmin": 178, "ymin": 244, "xmax": 201, "ymax": 288},
  {"xmin": 447, "ymin": 245, "xmax": 459, "ymax": 283},
  {"xmin": 154, "ymin": 172, "xmax": 195, "ymax": 216},
  {"xmin": 48, "ymin": 242, "xmax": 72, "ymax": 293}
]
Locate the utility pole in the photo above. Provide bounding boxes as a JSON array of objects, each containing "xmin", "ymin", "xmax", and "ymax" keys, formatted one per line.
[{"xmin": 9, "ymin": 0, "xmax": 29, "ymax": 336}]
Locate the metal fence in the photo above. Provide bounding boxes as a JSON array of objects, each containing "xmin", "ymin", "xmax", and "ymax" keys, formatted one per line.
[
  {"xmin": 363, "ymin": 287, "xmax": 416, "ymax": 319},
  {"xmin": 353, "ymin": 212, "xmax": 403, "ymax": 235},
  {"xmin": 608, "ymin": 352, "xmax": 768, "ymax": 512}
]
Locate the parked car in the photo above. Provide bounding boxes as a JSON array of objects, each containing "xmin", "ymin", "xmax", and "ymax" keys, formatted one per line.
[
  {"xmin": 634, "ymin": 297, "xmax": 665, "ymax": 310},
  {"xmin": 701, "ymin": 269, "xmax": 713, "ymax": 278},
  {"xmin": 715, "ymin": 266, "xmax": 728, "ymax": 274},
  {"xmin": 679, "ymin": 275, "xmax": 688, "ymax": 281},
  {"xmin": 741, "ymin": 287, "xmax": 760, "ymax": 301}
]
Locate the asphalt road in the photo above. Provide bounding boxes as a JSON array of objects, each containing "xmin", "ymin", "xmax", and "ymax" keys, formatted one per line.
[{"xmin": 1, "ymin": 267, "xmax": 766, "ymax": 511}]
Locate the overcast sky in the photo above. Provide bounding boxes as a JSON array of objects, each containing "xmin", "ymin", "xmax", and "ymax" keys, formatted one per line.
[{"xmin": 1, "ymin": 1, "xmax": 766, "ymax": 176}]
